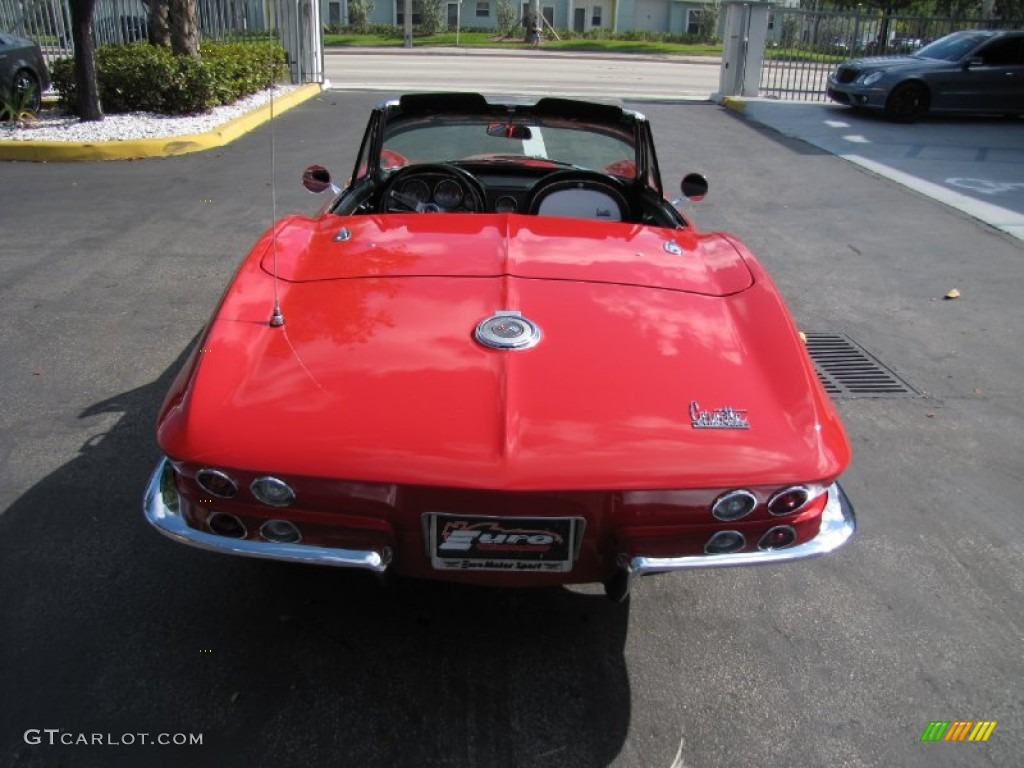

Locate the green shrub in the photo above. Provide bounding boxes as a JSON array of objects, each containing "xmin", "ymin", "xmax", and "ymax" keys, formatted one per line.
[
  {"xmin": 347, "ymin": 0, "xmax": 375, "ymax": 31},
  {"xmin": 96, "ymin": 44, "xmax": 176, "ymax": 113},
  {"xmin": 496, "ymin": 0, "xmax": 518, "ymax": 36},
  {"xmin": 201, "ymin": 42, "xmax": 287, "ymax": 104},
  {"xmin": 50, "ymin": 41, "xmax": 287, "ymax": 117},
  {"xmin": 419, "ymin": 0, "xmax": 446, "ymax": 35},
  {"xmin": 50, "ymin": 56, "xmax": 77, "ymax": 112}
]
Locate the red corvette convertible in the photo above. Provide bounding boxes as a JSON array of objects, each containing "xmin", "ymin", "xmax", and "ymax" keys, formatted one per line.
[{"xmin": 144, "ymin": 93, "xmax": 855, "ymax": 600}]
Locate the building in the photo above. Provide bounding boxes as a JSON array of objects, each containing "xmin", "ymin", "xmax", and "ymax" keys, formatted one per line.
[{"xmin": 324, "ymin": 0, "xmax": 726, "ymax": 36}]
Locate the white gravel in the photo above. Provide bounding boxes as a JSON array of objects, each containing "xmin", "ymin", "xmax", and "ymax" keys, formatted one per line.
[{"xmin": 0, "ymin": 84, "xmax": 300, "ymax": 142}]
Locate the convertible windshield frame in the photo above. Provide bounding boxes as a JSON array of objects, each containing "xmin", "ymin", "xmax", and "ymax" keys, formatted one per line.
[
  {"xmin": 355, "ymin": 93, "xmax": 653, "ymax": 190},
  {"xmin": 380, "ymin": 114, "xmax": 639, "ymax": 176}
]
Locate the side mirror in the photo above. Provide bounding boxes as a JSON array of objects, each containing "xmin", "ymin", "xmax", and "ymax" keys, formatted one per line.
[
  {"xmin": 964, "ymin": 56, "xmax": 984, "ymax": 70},
  {"xmin": 680, "ymin": 173, "xmax": 709, "ymax": 202},
  {"xmin": 302, "ymin": 165, "xmax": 332, "ymax": 194}
]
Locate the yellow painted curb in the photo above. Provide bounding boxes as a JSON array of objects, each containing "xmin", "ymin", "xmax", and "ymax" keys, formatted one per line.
[
  {"xmin": 720, "ymin": 97, "xmax": 746, "ymax": 114},
  {"xmin": 0, "ymin": 83, "xmax": 322, "ymax": 162}
]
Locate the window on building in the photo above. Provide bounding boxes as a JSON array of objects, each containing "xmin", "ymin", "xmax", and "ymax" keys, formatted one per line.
[
  {"xmin": 592, "ymin": 5, "xmax": 602, "ymax": 27},
  {"xmin": 329, "ymin": 1, "xmax": 341, "ymax": 24},
  {"xmin": 396, "ymin": 0, "xmax": 423, "ymax": 25},
  {"xmin": 476, "ymin": 1, "xmax": 490, "ymax": 17}
]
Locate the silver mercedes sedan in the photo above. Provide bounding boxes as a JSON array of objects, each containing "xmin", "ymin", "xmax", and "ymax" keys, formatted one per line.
[{"xmin": 827, "ymin": 29, "xmax": 1024, "ymax": 122}]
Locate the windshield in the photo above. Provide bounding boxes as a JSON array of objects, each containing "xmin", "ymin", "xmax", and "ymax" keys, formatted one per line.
[
  {"xmin": 381, "ymin": 115, "xmax": 637, "ymax": 177},
  {"xmin": 915, "ymin": 31, "xmax": 991, "ymax": 61}
]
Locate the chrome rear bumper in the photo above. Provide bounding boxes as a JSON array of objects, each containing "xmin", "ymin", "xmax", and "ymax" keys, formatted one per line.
[
  {"xmin": 143, "ymin": 458, "xmax": 390, "ymax": 573},
  {"xmin": 605, "ymin": 482, "xmax": 855, "ymax": 601},
  {"xmin": 145, "ymin": 457, "xmax": 853, "ymax": 598}
]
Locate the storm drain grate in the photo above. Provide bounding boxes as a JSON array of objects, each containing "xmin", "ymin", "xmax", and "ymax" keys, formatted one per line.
[{"xmin": 804, "ymin": 332, "xmax": 918, "ymax": 398}]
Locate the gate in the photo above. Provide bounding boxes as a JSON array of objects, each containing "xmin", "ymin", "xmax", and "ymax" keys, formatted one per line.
[{"xmin": 759, "ymin": 8, "xmax": 1021, "ymax": 101}]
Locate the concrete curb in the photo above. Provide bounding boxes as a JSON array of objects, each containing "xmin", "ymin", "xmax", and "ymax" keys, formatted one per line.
[
  {"xmin": 0, "ymin": 83, "xmax": 322, "ymax": 163},
  {"xmin": 719, "ymin": 96, "xmax": 746, "ymax": 114}
]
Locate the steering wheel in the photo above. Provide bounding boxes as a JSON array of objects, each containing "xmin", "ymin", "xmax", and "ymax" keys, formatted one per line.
[
  {"xmin": 378, "ymin": 163, "xmax": 487, "ymax": 214},
  {"xmin": 525, "ymin": 170, "xmax": 634, "ymax": 222}
]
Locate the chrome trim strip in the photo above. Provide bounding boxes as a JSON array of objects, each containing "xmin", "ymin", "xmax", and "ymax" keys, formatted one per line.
[
  {"xmin": 143, "ymin": 458, "xmax": 389, "ymax": 573},
  {"xmin": 625, "ymin": 482, "xmax": 855, "ymax": 580}
]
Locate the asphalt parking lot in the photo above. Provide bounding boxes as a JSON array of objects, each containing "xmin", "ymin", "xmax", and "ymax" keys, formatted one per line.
[
  {"xmin": 1, "ymin": 91, "xmax": 1022, "ymax": 768},
  {"xmin": 726, "ymin": 99, "xmax": 1024, "ymax": 241}
]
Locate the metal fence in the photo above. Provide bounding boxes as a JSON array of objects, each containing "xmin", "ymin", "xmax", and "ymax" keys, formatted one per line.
[
  {"xmin": 1, "ymin": 0, "xmax": 321, "ymax": 83},
  {"xmin": 2, "ymin": 0, "xmax": 279, "ymax": 65},
  {"xmin": 760, "ymin": 9, "xmax": 1023, "ymax": 101}
]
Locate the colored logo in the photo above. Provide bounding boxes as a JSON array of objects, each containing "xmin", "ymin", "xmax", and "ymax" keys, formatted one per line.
[{"xmin": 921, "ymin": 721, "xmax": 997, "ymax": 742}]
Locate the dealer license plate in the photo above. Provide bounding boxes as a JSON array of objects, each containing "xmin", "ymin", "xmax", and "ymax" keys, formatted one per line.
[{"xmin": 427, "ymin": 514, "xmax": 583, "ymax": 573}]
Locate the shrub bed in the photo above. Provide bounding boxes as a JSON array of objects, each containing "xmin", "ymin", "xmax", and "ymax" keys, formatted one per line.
[
  {"xmin": 51, "ymin": 41, "xmax": 287, "ymax": 116},
  {"xmin": 321, "ymin": 23, "xmax": 718, "ymax": 45}
]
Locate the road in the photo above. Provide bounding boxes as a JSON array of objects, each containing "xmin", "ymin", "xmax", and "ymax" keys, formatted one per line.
[
  {"xmin": 1, "ymin": 90, "xmax": 1022, "ymax": 768},
  {"xmin": 323, "ymin": 49, "xmax": 1024, "ymax": 239},
  {"xmin": 727, "ymin": 99, "xmax": 1024, "ymax": 240},
  {"xmin": 324, "ymin": 48, "xmax": 722, "ymax": 101}
]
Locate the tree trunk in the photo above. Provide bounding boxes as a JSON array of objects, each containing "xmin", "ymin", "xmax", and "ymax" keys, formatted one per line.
[
  {"xmin": 69, "ymin": 0, "xmax": 102, "ymax": 121},
  {"xmin": 168, "ymin": 0, "xmax": 199, "ymax": 57},
  {"xmin": 145, "ymin": 0, "xmax": 171, "ymax": 46},
  {"xmin": 878, "ymin": 8, "xmax": 892, "ymax": 54}
]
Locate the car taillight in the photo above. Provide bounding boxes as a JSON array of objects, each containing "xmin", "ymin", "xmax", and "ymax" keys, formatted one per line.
[
  {"xmin": 208, "ymin": 512, "xmax": 247, "ymax": 538},
  {"xmin": 260, "ymin": 519, "xmax": 302, "ymax": 543},
  {"xmin": 711, "ymin": 489, "xmax": 757, "ymax": 521},
  {"xmin": 196, "ymin": 468, "xmax": 238, "ymax": 498},
  {"xmin": 768, "ymin": 486, "xmax": 810, "ymax": 516},
  {"xmin": 705, "ymin": 530, "xmax": 746, "ymax": 554},
  {"xmin": 250, "ymin": 476, "xmax": 296, "ymax": 507},
  {"xmin": 758, "ymin": 526, "xmax": 796, "ymax": 550}
]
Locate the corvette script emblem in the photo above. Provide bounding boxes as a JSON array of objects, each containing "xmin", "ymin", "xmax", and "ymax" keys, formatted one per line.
[{"xmin": 689, "ymin": 400, "xmax": 750, "ymax": 430}]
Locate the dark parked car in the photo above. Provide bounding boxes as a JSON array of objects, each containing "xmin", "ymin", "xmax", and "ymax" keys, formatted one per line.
[
  {"xmin": 0, "ymin": 32, "xmax": 50, "ymax": 114},
  {"xmin": 828, "ymin": 29, "xmax": 1024, "ymax": 122}
]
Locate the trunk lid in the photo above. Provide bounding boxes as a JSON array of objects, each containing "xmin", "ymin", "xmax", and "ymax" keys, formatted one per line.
[{"xmin": 158, "ymin": 215, "xmax": 846, "ymax": 490}]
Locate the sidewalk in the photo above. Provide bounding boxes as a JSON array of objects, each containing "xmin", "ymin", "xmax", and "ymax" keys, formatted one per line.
[
  {"xmin": 323, "ymin": 44, "xmax": 721, "ymax": 66},
  {"xmin": 722, "ymin": 97, "xmax": 1024, "ymax": 242}
]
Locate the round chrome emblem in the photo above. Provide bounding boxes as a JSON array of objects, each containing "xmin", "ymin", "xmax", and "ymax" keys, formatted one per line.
[{"xmin": 474, "ymin": 311, "xmax": 541, "ymax": 350}]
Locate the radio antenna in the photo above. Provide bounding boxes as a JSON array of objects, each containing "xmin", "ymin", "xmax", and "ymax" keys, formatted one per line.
[{"xmin": 268, "ymin": 43, "xmax": 284, "ymax": 328}]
